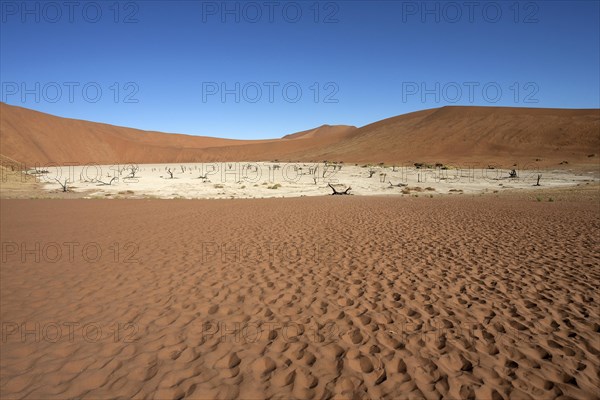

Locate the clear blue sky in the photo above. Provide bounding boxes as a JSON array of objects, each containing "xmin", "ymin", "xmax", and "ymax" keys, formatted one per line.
[{"xmin": 1, "ymin": 0, "xmax": 599, "ymax": 139}]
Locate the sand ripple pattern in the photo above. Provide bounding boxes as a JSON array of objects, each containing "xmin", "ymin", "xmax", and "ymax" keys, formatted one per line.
[{"xmin": 1, "ymin": 194, "xmax": 599, "ymax": 399}]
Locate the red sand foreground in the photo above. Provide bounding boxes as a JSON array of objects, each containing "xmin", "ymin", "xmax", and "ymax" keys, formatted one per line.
[{"xmin": 1, "ymin": 190, "xmax": 599, "ymax": 399}]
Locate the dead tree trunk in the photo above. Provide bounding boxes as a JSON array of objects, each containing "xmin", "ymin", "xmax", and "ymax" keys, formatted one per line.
[
  {"xmin": 328, "ymin": 183, "xmax": 352, "ymax": 195},
  {"xmin": 54, "ymin": 178, "xmax": 69, "ymax": 192},
  {"xmin": 535, "ymin": 174, "xmax": 541, "ymax": 186}
]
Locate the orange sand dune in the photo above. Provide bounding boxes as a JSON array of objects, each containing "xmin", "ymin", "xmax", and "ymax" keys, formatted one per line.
[
  {"xmin": 1, "ymin": 102, "xmax": 598, "ymax": 166},
  {"xmin": 314, "ymin": 107, "xmax": 600, "ymax": 166},
  {"xmin": 0, "ymin": 103, "xmax": 357, "ymax": 165}
]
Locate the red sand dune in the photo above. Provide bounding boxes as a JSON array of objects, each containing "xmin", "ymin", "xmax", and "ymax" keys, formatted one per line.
[{"xmin": 1, "ymin": 102, "xmax": 598, "ymax": 166}]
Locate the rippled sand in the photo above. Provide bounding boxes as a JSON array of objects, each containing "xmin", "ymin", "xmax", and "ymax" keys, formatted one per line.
[{"xmin": 1, "ymin": 188, "xmax": 598, "ymax": 399}]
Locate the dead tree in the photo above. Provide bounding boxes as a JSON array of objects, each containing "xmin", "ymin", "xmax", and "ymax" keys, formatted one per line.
[
  {"xmin": 534, "ymin": 174, "xmax": 541, "ymax": 186},
  {"xmin": 379, "ymin": 173, "xmax": 387, "ymax": 183},
  {"xmin": 54, "ymin": 178, "xmax": 69, "ymax": 192},
  {"xmin": 166, "ymin": 168, "xmax": 174, "ymax": 179},
  {"xmin": 368, "ymin": 169, "xmax": 376, "ymax": 178},
  {"xmin": 127, "ymin": 165, "xmax": 139, "ymax": 178},
  {"xmin": 96, "ymin": 177, "xmax": 117, "ymax": 186},
  {"xmin": 198, "ymin": 174, "xmax": 210, "ymax": 182},
  {"xmin": 328, "ymin": 183, "xmax": 352, "ymax": 195}
]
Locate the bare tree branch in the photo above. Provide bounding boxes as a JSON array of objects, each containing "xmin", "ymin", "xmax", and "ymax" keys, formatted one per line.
[
  {"xmin": 328, "ymin": 183, "xmax": 352, "ymax": 195},
  {"xmin": 54, "ymin": 178, "xmax": 69, "ymax": 192},
  {"xmin": 96, "ymin": 177, "xmax": 117, "ymax": 186}
]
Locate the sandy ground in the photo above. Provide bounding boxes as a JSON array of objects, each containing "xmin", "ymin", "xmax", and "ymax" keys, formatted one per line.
[
  {"xmin": 13, "ymin": 162, "xmax": 600, "ymax": 199},
  {"xmin": 1, "ymin": 187, "xmax": 598, "ymax": 399}
]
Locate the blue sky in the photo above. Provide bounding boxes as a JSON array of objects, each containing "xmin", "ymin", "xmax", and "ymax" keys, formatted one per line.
[{"xmin": 1, "ymin": 0, "xmax": 599, "ymax": 139}]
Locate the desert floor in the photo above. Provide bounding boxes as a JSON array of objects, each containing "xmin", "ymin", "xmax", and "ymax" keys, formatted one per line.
[{"xmin": 0, "ymin": 186, "xmax": 599, "ymax": 399}]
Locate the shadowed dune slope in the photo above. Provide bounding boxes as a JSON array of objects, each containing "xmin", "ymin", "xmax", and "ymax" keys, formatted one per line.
[{"xmin": 1, "ymin": 102, "xmax": 598, "ymax": 166}]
